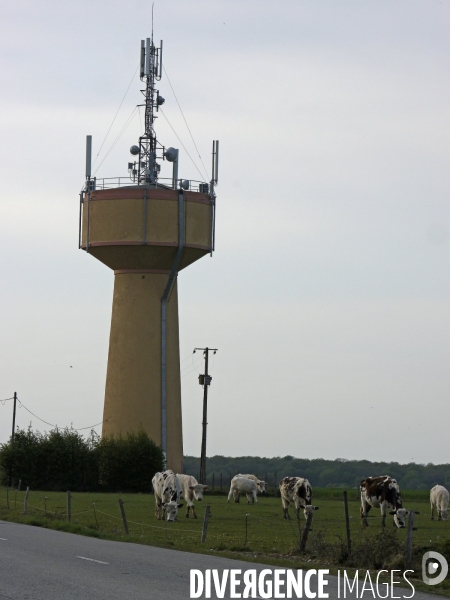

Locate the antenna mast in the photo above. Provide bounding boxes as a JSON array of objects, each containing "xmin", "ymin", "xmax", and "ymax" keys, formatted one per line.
[{"xmin": 137, "ymin": 33, "xmax": 164, "ymax": 185}]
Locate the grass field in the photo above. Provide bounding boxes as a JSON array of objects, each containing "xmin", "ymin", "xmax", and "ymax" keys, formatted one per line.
[{"xmin": 1, "ymin": 487, "xmax": 449, "ymax": 595}]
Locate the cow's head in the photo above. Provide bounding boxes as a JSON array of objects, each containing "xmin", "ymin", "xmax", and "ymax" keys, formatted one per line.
[
  {"xmin": 301, "ymin": 505, "xmax": 319, "ymax": 519},
  {"xmin": 189, "ymin": 484, "xmax": 208, "ymax": 501},
  {"xmin": 441, "ymin": 509, "xmax": 449, "ymax": 521},
  {"xmin": 257, "ymin": 481, "xmax": 267, "ymax": 494},
  {"xmin": 163, "ymin": 500, "xmax": 183, "ymax": 521},
  {"xmin": 389, "ymin": 508, "xmax": 409, "ymax": 528}
]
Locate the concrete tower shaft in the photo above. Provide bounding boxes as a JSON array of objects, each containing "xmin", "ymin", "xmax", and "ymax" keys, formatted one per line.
[{"xmin": 81, "ymin": 186, "xmax": 213, "ymax": 472}]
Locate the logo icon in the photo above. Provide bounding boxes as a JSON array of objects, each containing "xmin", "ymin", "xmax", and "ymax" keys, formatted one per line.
[{"xmin": 422, "ymin": 551, "xmax": 448, "ymax": 586}]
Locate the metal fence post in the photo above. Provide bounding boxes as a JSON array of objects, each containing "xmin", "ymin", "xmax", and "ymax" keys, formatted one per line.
[
  {"xmin": 244, "ymin": 513, "xmax": 250, "ymax": 546},
  {"xmin": 23, "ymin": 486, "xmax": 29, "ymax": 514},
  {"xmin": 201, "ymin": 505, "xmax": 210, "ymax": 543},
  {"xmin": 92, "ymin": 503, "xmax": 99, "ymax": 529},
  {"xmin": 118, "ymin": 498, "xmax": 129, "ymax": 535},
  {"xmin": 343, "ymin": 491, "xmax": 351, "ymax": 555},
  {"xmin": 67, "ymin": 491, "xmax": 71, "ymax": 523},
  {"xmin": 405, "ymin": 510, "xmax": 415, "ymax": 569}
]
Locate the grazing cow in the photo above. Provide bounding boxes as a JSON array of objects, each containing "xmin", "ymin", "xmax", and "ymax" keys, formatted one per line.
[
  {"xmin": 228, "ymin": 476, "xmax": 258, "ymax": 504},
  {"xmin": 430, "ymin": 485, "xmax": 449, "ymax": 521},
  {"xmin": 152, "ymin": 470, "xmax": 183, "ymax": 521},
  {"xmin": 360, "ymin": 475, "xmax": 409, "ymax": 528},
  {"xmin": 177, "ymin": 474, "xmax": 208, "ymax": 518},
  {"xmin": 279, "ymin": 477, "xmax": 319, "ymax": 520},
  {"xmin": 233, "ymin": 474, "xmax": 267, "ymax": 503}
]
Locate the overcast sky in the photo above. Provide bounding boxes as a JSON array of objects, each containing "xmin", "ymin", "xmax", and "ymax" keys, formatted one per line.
[{"xmin": 1, "ymin": 0, "xmax": 449, "ymax": 465}]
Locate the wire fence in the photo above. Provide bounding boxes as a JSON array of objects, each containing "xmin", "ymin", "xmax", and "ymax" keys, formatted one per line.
[{"xmin": 1, "ymin": 486, "xmax": 448, "ymax": 569}]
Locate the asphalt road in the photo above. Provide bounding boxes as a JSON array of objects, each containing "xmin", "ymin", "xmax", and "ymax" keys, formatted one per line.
[{"xmin": 0, "ymin": 520, "xmax": 439, "ymax": 600}]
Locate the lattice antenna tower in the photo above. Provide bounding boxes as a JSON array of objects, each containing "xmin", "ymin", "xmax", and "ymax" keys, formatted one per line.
[{"xmin": 133, "ymin": 35, "xmax": 165, "ymax": 185}]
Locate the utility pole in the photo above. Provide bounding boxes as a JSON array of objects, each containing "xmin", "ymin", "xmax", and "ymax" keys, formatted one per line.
[
  {"xmin": 194, "ymin": 347, "xmax": 217, "ymax": 484},
  {"xmin": 8, "ymin": 392, "xmax": 17, "ymax": 487}
]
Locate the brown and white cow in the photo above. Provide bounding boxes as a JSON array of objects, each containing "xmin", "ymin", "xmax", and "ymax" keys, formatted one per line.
[
  {"xmin": 152, "ymin": 470, "xmax": 183, "ymax": 521},
  {"xmin": 430, "ymin": 484, "xmax": 449, "ymax": 521},
  {"xmin": 279, "ymin": 477, "xmax": 319, "ymax": 520},
  {"xmin": 177, "ymin": 474, "xmax": 208, "ymax": 518},
  {"xmin": 360, "ymin": 475, "xmax": 409, "ymax": 528}
]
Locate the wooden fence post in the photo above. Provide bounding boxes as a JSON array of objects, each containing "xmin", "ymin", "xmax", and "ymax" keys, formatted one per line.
[
  {"xmin": 299, "ymin": 512, "xmax": 313, "ymax": 552},
  {"xmin": 118, "ymin": 498, "xmax": 129, "ymax": 534},
  {"xmin": 23, "ymin": 486, "xmax": 29, "ymax": 514},
  {"xmin": 201, "ymin": 505, "xmax": 210, "ymax": 543},
  {"xmin": 343, "ymin": 491, "xmax": 351, "ymax": 555},
  {"xmin": 67, "ymin": 491, "xmax": 71, "ymax": 523},
  {"xmin": 405, "ymin": 510, "xmax": 415, "ymax": 569},
  {"xmin": 212, "ymin": 472, "xmax": 215, "ymax": 490}
]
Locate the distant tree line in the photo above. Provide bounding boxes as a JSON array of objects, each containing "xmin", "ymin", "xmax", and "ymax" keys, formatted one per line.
[
  {"xmin": 183, "ymin": 455, "xmax": 450, "ymax": 490},
  {"xmin": 0, "ymin": 427, "xmax": 163, "ymax": 492}
]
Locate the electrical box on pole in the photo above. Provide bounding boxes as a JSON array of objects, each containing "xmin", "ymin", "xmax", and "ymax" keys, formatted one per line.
[{"xmin": 195, "ymin": 347, "xmax": 217, "ymax": 485}]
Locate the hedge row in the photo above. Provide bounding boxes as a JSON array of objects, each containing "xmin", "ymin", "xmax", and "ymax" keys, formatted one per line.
[{"xmin": 0, "ymin": 427, "xmax": 163, "ymax": 492}]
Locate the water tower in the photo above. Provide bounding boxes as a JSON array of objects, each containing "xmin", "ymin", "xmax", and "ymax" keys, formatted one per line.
[{"xmin": 79, "ymin": 35, "xmax": 219, "ymax": 473}]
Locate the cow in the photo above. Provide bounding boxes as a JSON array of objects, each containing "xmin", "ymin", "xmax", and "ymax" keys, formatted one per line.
[
  {"xmin": 279, "ymin": 477, "xmax": 319, "ymax": 520},
  {"xmin": 228, "ymin": 476, "xmax": 258, "ymax": 504},
  {"xmin": 360, "ymin": 475, "xmax": 409, "ymax": 528},
  {"xmin": 151, "ymin": 470, "xmax": 183, "ymax": 521},
  {"xmin": 430, "ymin": 484, "xmax": 449, "ymax": 521},
  {"xmin": 177, "ymin": 474, "xmax": 208, "ymax": 518},
  {"xmin": 232, "ymin": 474, "xmax": 267, "ymax": 503}
]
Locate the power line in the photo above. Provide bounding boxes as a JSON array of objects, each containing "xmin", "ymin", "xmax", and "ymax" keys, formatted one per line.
[
  {"xmin": 163, "ymin": 66, "xmax": 209, "ymax": 181},
  {"xmin": 10, "ymin": 397, "xmax": 104, "ymax": 431},
  {"xmin": 180, "ymin": 354, "xmax": 203, "ymax": 373}
]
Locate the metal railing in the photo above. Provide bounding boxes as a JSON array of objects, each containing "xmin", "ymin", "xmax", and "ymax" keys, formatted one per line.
[{"xmin": 90, "ymin": 176, "xmax": 210, "ymax": 194}]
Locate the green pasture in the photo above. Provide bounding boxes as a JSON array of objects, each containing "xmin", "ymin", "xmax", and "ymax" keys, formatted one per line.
[
  {"xmin": 1, "ymin": 487, "xmax": 449, "ymax": 596},
  {"xmin": 0, "ymin": 487, "xmax": 448, "ymax": 553}
]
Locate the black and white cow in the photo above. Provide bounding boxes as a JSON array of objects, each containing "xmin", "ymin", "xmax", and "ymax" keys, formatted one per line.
[
  {"xmin": 279, "ymin": 477, "xmax": 319, "ymax": 520},
  {"xmin": 152, "ymin": 470, "xmax": 183, "ymax": 521},
  {"xmin": 177, "ymin": 474, "xmax": 208, "ymax": 518},
  {"xmin": 360, "ymin": 475, "xmax": 409, "ymax": 528}
]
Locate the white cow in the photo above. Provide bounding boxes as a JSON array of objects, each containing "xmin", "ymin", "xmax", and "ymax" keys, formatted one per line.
[
  {"xmin": 177, "ymin": 474, "xmax": 208, "ymax": 518},
  {"xmin": 233, "ymin": 474, "xmax": 267, "ymax": 503},
  {"xmin": 237, "ymin": 474, "xmax": 267, "ymax": 493},
  {"xmin": 430, "ymin": 485, "xmax": 449, "ymax": 521},
  {"xmin": 152, "ymin": 470, "xmax": 183, "ymax": 521},
  {"xmin": 228, "ymin": 476, "xmax": 258, "ymax": 504}
]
